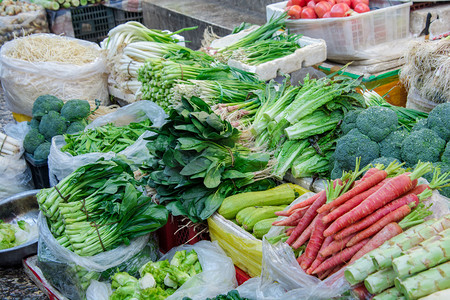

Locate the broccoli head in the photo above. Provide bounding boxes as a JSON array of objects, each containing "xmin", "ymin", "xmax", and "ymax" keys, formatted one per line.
[
  {"xmin": 330, "ymin": 161, "xmax": 343, "ymax": 180},
  {"xmin": 33, "ymin": 141, "xmax": 51, "ymax": 160},
  {"xmin": 28, "ymin": 118, "xmax": 40, "ymax": 130},
  {"xmin": 371, "ymin": 157, "xmax": 399, "ymax": 167},
  {"xmin": 32, "ymin": 95, "xmax": 64, "ymax": 119},
  {"xmin": 66, "ymin": 120, "xmax": 86, "ymax": 134},
  {"xmin": 441, "ymin": 141, "xmax": 450, "ymax": 164},
  {"xmin": 378, "ymin": 129, "xmax": 409, "ymax": 160},
  {"xmin": 427, "ymin": 102, "xmax": 450, "ymax": 141},
  {"xmin": 401, "ymin": 128, "xmax": 446, "ymax": 166},
  {"xmin": 60, "ymin": 99, "xmax": 91, "ymax": 122},
  {"xmin": 411, "ymin": 118, "xmax": 428, "ymax": 132},
  {"xmin": 39, "ymin": 111, "xmax": 68, "ymax": 140},
  {"xmin": 423, "ymin": 162, "xmax": 450, "ymax": 198},
  {"xmin": 334, "ymin": 129, "xmax": 380, "ymax": 171},
  {"xmin": 356, "ymin": 106, "xmax": 398, "ymax": 142},
  {"xmin": 341, "ymin": 109, "xmax": 363, "ymax": 135},
  {"xmin": 23, "ymin": 128, "xmax": 45, "ymax": 154}
]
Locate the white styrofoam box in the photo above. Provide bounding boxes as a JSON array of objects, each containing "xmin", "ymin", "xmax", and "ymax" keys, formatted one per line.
[
  {"xmin": 210, "ymin": 28, "xmax": 326, "ymax": 81},
  {"xmin": 267, "ymin": 1, "xmax": 412, "ymax": 61}
]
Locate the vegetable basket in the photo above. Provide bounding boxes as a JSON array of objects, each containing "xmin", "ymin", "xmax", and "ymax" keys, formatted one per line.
[{"xmin": 267, "ymin": 0, "xmax": 412, "ymax": 61}]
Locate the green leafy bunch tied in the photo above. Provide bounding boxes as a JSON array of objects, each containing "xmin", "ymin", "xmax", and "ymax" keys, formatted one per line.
[{"xmin": 141, "ymin": 96, "xmax": 275, "ymax": 222}]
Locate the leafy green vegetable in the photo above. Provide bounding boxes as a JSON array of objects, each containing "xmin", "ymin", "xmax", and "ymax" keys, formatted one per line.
[
  {"xmin": 0, "ymin": 220, "xmax": 32, "ymax": 250},
  {"xmin": 141, "ymin": 96, "xmax": 273, "ymax": 222},
  {"xmin": 36, "ymin": 156, "xmax": 168, "ymax": 256},
  {"xmin": 183, "ymin": 290, "xmax": 251, "ymax": 300},
  {"xmin": 61, "ymin": 119, "xmax": 153, "ymax": 156}
]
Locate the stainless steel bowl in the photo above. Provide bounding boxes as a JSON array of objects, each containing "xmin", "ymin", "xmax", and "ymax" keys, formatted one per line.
[{"xmin": 0, "ymin": 190, "xmax": 40, "ymax": 267}]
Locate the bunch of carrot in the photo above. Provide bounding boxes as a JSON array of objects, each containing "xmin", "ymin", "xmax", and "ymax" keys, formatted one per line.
[{"xmin": 272, "ymin": 160, "xmax": 450, "ymax": 279}]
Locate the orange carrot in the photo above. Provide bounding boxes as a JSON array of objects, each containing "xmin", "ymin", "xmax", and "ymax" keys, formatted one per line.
[
  {"xmin": 353, "ymin": 167, "xmax": 381, "ymax": 186},
  {"xmin": 318, "ymin": 266, "xmax": 335, "ymax": 280},
  {"xmin": 312, "ymin": 238, "xmax": 369, "ymax": 275},
  {"xmin": 307, "ymin": 236, "xmax": 333, "ymax": 275},
  {"xmin": 323, "ymin": 169, "xmax": 425, "ymax": 237},
  {"xmin": 318, "ymin": 169, "xmax": 388, "ymax": 214},
  {"xmin": 322, "ymin": 179, "xmax": 388, "ymax": 224},
  {"xmin": 319, "ymin": 234, "xmax": 355, "ymax": 257},
  {"xmin": 300, "ymin": 213, "xmax": 327, "ymax": 269},
  {"xmin": 333, "ymin": 191, "xmax": 423, "ymax": 240},
  {"xmin": 286, "ymin": 227, "xmax": 294, "ymax": 236},
  {"xmin": 275, "ymin": 211, "xmax": 290, "ymax": 217},
  {"xmin": 291, "ymin": 214, "xmax": 319, "ymax": 249},
  {"xmin": 287, "ymin": 191, "xmax": 324, "ymax": 214},
  {"xmin": 286, "ymin": 192, "xmax": 326, "ymax": 245},
  {"xmin": 346, "ymin": 204, "xmax": 412, "ymax": 247},
  {"xmin": 273, "ymin": 206, "xmax": 308, "ymax": 226},
  {"xmin": 297, "ymin": 253, "xmax": 305, "ymax": 265},
  {"xmin": 349, "ymin": 222, "xmax": 403, "ymax": 264}
]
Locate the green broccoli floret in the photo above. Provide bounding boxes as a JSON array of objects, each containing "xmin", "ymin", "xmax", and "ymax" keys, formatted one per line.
[
  {"xmin": 330, "ymin": 161, "xmax": 343, "ymax": 180},
  {"xmin": 39, "ymin": 111, "xmax": 68, "ymax": 140},
  {"xmin": 423, "ymin": 162, "xmax": 450, "ymax": 198},
  {"xmin": 371, "ymin": 157, "xmax": 400, "ymax": 167},
  {"xmin": 411, "ymin": 118, "xmax": 428, "ymax": 132},
  {"xmin": 401, "ymin": 128, "xmax": 446, "ymax": 166},
  {"xmin": 23, "ymin": 128, "xmax": 45, "ymax": 154},
  {"xmin": 28, "ymin": 118, "xmax": 40, "ymax": 130},
  {"xmin": 441, "ymin": 142, "xmax": 450, "ymax": 164},
  {"xmin": 60, "ymin": 99, "xmax": 91, "ymax": 122},
  {"xmin": 356, "ymin": 106, "xmax": 398, "ymax": 142},
  {"xmin": 66, "ymin": 120, "xmax": 86, "ymax": 134},
  {"xmin": 32, "ymin": 95, "xmax": 64, "ymax": 119},
  {"xmin": 378, "ymin": 129, "xmax": 409, "ymax": 160},
  {"xmin": 334, "ymin": 129, "xmax": 380, "ymax": 171},
  {"xmin": 33, "ymin": 141, "xmax": 51, "ymax": 160},
  {"xmin": 427, "ymin": 102, "xmax": 450, "ymax": 141},
  {"xmin": 341, "ymin": 109, "xmax": 363, "ymax": 135}
]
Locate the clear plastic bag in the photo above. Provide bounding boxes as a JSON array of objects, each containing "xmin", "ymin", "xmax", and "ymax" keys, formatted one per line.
[
  {"xmin": 47, "ymin": 101, "xmax": 167, "ymax": 186},
  {"xmin": 86, "ymin": 240, "xmax": 238, "ymax": 300},
  {"xmin": 0, "ymin": 155, "xmax": 33, "ymax": 200},
  {"xmin": 0, "ymin": 34, "xmax": 109, "ymax": 116},
  {"xmin": 37, "ymin": 212, "xmax": 154, "ymax": 300},
  {"xmin": 0, "ymin": 8, "xmax": 49, "ymax": 47}
]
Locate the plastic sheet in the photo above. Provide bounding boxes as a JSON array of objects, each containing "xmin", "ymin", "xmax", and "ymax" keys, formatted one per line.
[
  {"xmin": 37, "ymin": 212, "xmax": 157, "ymax": 300},
  {"xmin": 208, "ymin": 213, "xmax": 263, "ymax": 277},
  {"xmin": 47, "ymin": 101, "xmax": 167, "ymax": 186},
  {"xmin": 0, "ymin": 8, "xmax": 49, "ymax": 47},
  {"xmin": 0, "ymin": 34, "xmax": 109, "ymax": 116},
  {"xmin": 86, "ymin": 240, "xmax": 237, "ymax": 300}
]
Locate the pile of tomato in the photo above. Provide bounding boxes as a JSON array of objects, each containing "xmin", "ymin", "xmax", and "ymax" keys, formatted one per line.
[{"xmin": 285, "ymin": 0, "xmax": 370, "ymax": 19}]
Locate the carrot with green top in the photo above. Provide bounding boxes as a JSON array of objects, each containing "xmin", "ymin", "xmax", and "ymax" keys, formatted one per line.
[
  {"xmin": 335, "ymin": 189, "xmax": 433, "ymax": 241},
  {"xmin": 323, "ymin": 162, "xmax": 432, "ymax": 237}
]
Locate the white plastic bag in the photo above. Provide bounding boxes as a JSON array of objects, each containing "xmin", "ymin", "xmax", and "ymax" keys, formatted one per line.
[
  {"xmin": 86, "ymin": 240, "xmax": 237, "ymax": 300},
  {"xmin": 0, "ymin": 34, "xmax": 109, "ymax": 116},
  {"xmin": 37, "ymin": 212, "xmax": 153, "ymax": 300},
  {"xmin": 0, "ymin": 155, "xmax": 33, "ymax": 200},
  {"xmin": 48, "ymin": 101, "xmax": 167, "ymax": 186}
]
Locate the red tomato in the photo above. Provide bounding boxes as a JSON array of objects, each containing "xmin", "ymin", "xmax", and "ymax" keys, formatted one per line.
[
  {"xmin": 326, "ymin": 0, "xmax": 336, "ymax": 5},
  {"xmin": 330, "ymin": 3, "xmax": 350, "ymax": 17},
  {"xmin": 336, "ymin": 0, "xmax": 351, "ymax": 7},
  {"xmin": 290, "ymin": 0, "xmax": 307, "ymax": 6},
  {"xmin": 350, "ymin": 0, "xmax": 369, "ymax": 8},
  {"xmin": 353, "ymin": 2, "xmax": 370, "ymax": 13},
  {"xmin": 301, "ymin": 7, "xmax": 317, "ymax": 18},
  {"xmin": 322, "ymin": 11, "xmax": 332, "ymax": 18},
  {"xmin": 287, "ymin": 5, "xmax": 303, "ymax": 19},
  {"xmin": 315, "ymin": 1, "xmax": 332, "ymax": 18},
  {"xmin": 307, "ymin": 1, "xmax": 316, "ymax": 8}
]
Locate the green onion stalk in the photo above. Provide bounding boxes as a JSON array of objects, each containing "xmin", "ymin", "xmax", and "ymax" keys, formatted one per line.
[{"xmin": 36, "ymin": 157, "xmax": 168, "ymax": 256}]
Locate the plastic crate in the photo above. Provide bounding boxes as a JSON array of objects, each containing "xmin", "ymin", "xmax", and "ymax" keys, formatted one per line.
[
  {"xmin": 267, "ymin": 0, "xmax": 412, "ymax": 60},
  {"xmin": 113, "ymin": 8, "xmax": 143, "ymax": 26},
  {"xmin": 24, "ymin": 152, "xmax": 50, "ymax": 189},
  {"xmin": 71, "ymin": 4, "xmax": 115, "ymax": 43},
  {"xmin": 157, "ymin": 215, "xmax": 209, "ymax": 253},
  {"xmin": 235, "ymin": 266, "xmax": 251, "ymax": 286}
]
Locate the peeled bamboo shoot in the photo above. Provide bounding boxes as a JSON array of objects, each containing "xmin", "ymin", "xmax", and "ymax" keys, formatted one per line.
[
  {"xmin": 395, "ymin": 261, "xmax": 450, "ymax": 300},
  {"xmin": 372, "ymin": 287, "xmax": 406, "ymax": 300},
  {"xmin": 365, "ymin": 268, "xmax": 397, "ymax": 294}
]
